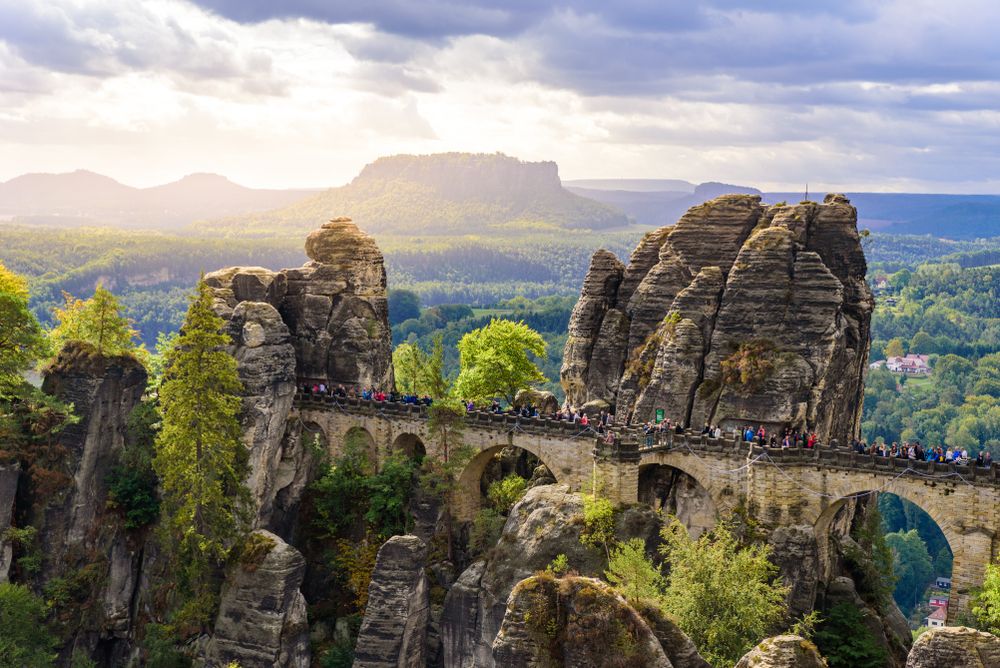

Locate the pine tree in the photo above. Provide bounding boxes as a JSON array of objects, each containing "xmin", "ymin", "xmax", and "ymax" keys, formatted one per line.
[
  {"xmin": 49, "ymin": 286, "xmax": 140, "ymax": 358},
  {"xmin": 0, "ymin": 262, "xmax": 48, "ymax": 397},
  {"xmin": 153, "ymin": 281, "xmax": 248, "ymax": 584}
]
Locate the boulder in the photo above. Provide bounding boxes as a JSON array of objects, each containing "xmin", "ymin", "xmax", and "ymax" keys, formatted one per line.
[
  {"xmin": 768, "ymin": 525, "xmax": 820, "ymax": 619},
  {"xmin": 442, "ymin": 484, "xmax": 661, "ymax": 668},
  {"xmin": 734, "ymin": 634, "xmax": 826, "ymax": 668},
  {"xmin": 353, "ymin": 535, "xmax": 430, "ymax": 668},
  {"xmin": 492, "ymin": 575, "xmax": 673, "ymax": 667},
  {"xmin": 513, "ymin": 388, "xmax": 559, "ymax": 415},
  {"xmin": 905, "ymin": 626, "xmax": 1000, "ymax": 668},
  {"xmin": 634, "ymin": 600, "xmax": 712, "ymax": 668},
  {"xmin": 561, "ymin": 193, "xmax": 872, "ymax": 447},
  {"xmin": 205, "ymin": 531, "xmax": 310, "ymax": 668}
]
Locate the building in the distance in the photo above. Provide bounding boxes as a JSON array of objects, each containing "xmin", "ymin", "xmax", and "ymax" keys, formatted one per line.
[
  {"xmin": 885, "ymin": 354, "xmax": 931, "ymax": 375},
  {"xmin": 925, "ymin": 605, "xmax": 948, "ymax": 628}
]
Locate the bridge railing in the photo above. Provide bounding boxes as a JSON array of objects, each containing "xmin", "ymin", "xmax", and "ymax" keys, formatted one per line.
[{"xmin": 293, "ymin": 391, "xmax": 1000, "ymax": 484}]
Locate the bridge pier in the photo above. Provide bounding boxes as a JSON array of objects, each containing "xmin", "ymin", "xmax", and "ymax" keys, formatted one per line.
[
  {"xmin": 593, "ymin": 439, "xmax": 640, "ymax": 504},
  {"xmin": 948, "ymin": 529, "xmax": 996, "ymax": 624}
]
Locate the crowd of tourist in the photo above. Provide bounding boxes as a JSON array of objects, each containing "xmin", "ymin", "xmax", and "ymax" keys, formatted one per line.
[
  {"xmin": 847, "ymin": 439, "xmax": 993, "ymax": 466},
  {"xmin": 299, "ymin": 381, "xmax": 996, "ymax": 466},
  {"xmin": 300, "ymin": 381, "xmax": 434, "ymax": 406}
]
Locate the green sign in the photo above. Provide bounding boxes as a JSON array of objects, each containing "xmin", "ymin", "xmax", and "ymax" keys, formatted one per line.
[{"xmin": 655, "ymin": 408, "xmax": 665, "ymax": 424}]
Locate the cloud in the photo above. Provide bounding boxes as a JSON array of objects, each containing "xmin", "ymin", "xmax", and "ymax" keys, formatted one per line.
[{"xmin": 0, "ymin": 0, "xmax": 283, "ymax": 94}]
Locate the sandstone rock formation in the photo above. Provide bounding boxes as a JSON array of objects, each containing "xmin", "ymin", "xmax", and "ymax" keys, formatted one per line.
[
  {"xmin": 35, "ymin": 343, "xmax": 148, "ymax": 659},
  {"xmin": 205, "ymin": 531, "xmax": 310, "ymax": 668},
  {"xmin": 353, "ymin": 535, "xmax": 430, "ymax": 668},
  {"xmin": 561, "ymin": 194, "xmax": 873, "ymax": 445},
  {"xmin": 0, "ymin": 463, "xmax": 19, "ymax": 582},
  {"xmin": 203, "ymin": 217, "xmax": 395, "ymax": 533},
  {"xmin": 492, "ymin": 575, "xmax": 674, "ymax": 667},
  {"xmin": 204, "ymin": 216, "xmax": 393, "ymax": 393},
  {"xmin": 442, "ymin": 484, "xmax": 661, "ymax": 667},
  {"xmin": 905, "ymin": 626, "xmax": 1000, "ymax": 668},
  {"xmin": 513, "ymin": 388, "xmax": 560, "ymax": 415},
  {"xmin": 734, "ymin": 634, "xmax": 826, "ymax": 668}
]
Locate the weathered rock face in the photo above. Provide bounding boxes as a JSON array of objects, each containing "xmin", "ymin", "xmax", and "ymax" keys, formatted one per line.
[
  {"xmin": 33, "ymin": 343, "xmax": 148, "ymax": 659},
  {"xmin": 441, "ymin": 484, "xmax": 661, "ymax": 668},
  {"xmin": 734, "ymin": 634, "xmax": 826, "ymax": 668},
  {"xmin": 203, "ymin": 217, "xmax": 394, "ymax": 533},
  {"xmin": 205, "ymin": 531, "xmax": 310, "ymax": 668},
  {"xmin": 286, "ymin": 218, "xmax": 393, "ymax": 388},
  {"xmin": 767, "ymin": 525, "xmax": 820, "ymax": 620},
  {"xmin": 492, "ymin": 575, "xmax": 673, "ymax": 668},
  {"xmin": 638, "ymin": 465, "xmax": 716, "ymax": 539},
  {"xmin": 905, "ymin": 626, "xmax": 1000, "ymax": 668},
  {"xmin": 823, "ymin": 574, "xmax": 910, "ymax": 667},
  {"xmin": 0, "ymin": 463, "xmax": 19, "ymax": 582},
  {"xmin": 562, "ymin": 194, "xmax": 873, "ymax": 445},
  {"xmin": 353, "ymin": 535, "xmax": 430, "ymax": 668},
  {"xmin": 204, "ymin": 216, "xmax": 393, "ymax": 393}
]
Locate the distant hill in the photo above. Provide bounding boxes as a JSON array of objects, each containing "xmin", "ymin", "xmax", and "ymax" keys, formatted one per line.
[
  {"xmin": 765, "ymin": 192, "xmax": 1000, "ymax": 239},
  {"xmin": 567, "ymin": 180, "xmax": 762, "ymax": 228},
  {"xmin": 0, "ymin": 170, "xmax": 315, "ymax": 228},
  {"xmin": 201, "ymin": 153, "xmax": 630, "ymax": 236}
]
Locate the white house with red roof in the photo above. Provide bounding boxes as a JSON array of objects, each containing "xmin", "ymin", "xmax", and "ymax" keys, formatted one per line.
[{"xmin": 886, "ymin": 354, "xmax": 931, "ymax": 375}]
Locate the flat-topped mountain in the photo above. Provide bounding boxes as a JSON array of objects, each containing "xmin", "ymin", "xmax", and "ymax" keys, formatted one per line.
[
  {"xmin": 0, "ymin": 170, "xmax": 314, "ymax": 228},
  {"xmin": 202, "ymin": 152, "xmax": 629, "ymax": 236}
]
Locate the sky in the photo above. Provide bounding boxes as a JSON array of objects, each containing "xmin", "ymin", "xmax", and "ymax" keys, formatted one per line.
[{"xmin": 3, "ymin": 0, "xmax": 1000, "ymax": 192}]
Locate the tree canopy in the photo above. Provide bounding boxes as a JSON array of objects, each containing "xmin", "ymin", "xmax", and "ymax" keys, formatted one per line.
[
  {"xmin": 0, "ymin": 262, "xmax": 48, "ymax": 397},
  {"xmin": 153, "ymin": 280, "xmax": 248, "ymax": 584},
  {"xmin": 453, "ymin": 319, "xmax": 546, "ymax": 404},
  {"xmin": 659, "ymin": 518, "xmax": 789, "ymax": 668},
  {"xmin": 49, "ymin": 285, "xmax": 141, "ymax": 360}
]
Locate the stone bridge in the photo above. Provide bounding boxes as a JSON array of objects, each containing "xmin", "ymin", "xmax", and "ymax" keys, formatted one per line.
[{"xmin": 294, "ymin": 394, "xmax": 1000, "ymax": 622}]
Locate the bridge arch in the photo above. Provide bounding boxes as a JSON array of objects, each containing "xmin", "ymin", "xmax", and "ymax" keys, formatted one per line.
[
  {"xmin": 454, "ymin": 444, "xmax": 560, "ymax": 522},
  {"xmin": 639, "ymin": 463, "xmax": 718, "ymax": 538},
  {"xmin": 636, "ymin": 450, "xmax": 740, "ymax": 522},
  {"xmin": 343, "ymin": 425, "xmax": 379, "ymax": 472},
  {"xmin": 392, "ymin": 432, "xmax": 426, "ymax": 461},
  {"xmin": 813, "ymin": 478, "xmax": 966, "ymax": 620}
]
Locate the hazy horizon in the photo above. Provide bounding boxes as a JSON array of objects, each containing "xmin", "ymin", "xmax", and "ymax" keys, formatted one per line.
[{"xmin": 5, "ymin": 2, "xmax": 1000, "ymax": 193}]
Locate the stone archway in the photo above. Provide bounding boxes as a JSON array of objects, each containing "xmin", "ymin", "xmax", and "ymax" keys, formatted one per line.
[
  {"xmin": 813, "ymin": 483, "xmax": 965, "ymax": 620},
  {"xmin": 638, "ymin": 463, "xmax": 717, "ymax": 538},
  {"xmin": 392, "ymin": 432, "xmax": 426, "ymax": 461},
  {"xmin": 453, "ymin": 444, "xmax": 560, "ymax": 522},
  {"xmin": 343, "ymin": 425, "xmax": 378, "ymax": 472}
]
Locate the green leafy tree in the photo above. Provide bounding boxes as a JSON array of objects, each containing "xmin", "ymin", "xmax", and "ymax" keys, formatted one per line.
[
  {"xmin": 0, "ymin": 583, "xmax": 57, "ymax": 667},
  {"xmin": 814, "ymin": 602, "xmax": 887, "ymax": 668},
  {"xmin": 486, "ymin": 474, "xmax": 527, "ymax": 513},
  {"xmin": 972, "ymin": 556, "xmax": 1000, "ymax": 634},
  {"xmin": 886, "ymin": 530, "xmax": 934, "ymax": 615},
  {"xmin": 605, "ymin": 538, "xmax": 663, "ymax": 605},
  {"xmin": 580, "ymin": 493, "xmax": 616, "ymax": 562},
  {"xmin": 454, "ymin": 319, "xmax": 546, "ymax": 404},
  {"xmin": 388, "ymin": 289, "xmax": 421, "ymax": 325},
  {"xmin": 153, "ymin": 281, "xmax": 249, "ymax": 585},
  {"xmin": 49, "ymin": 285, "xmax": 141, "ymax": 358},
  {"xmin": 659, "ymin": 518, "xmax": 789, "ymax": 668},
  {"xmin": 0, "ymin": 262, "xmax": 49, "ymax": 397},
  {"xmin": 884, "ymin": 338, "xmax": 906, "ymax": 359}
]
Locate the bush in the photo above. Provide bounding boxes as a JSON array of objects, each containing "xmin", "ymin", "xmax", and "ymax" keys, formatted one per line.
[
  {"xmin": 486, "ymin": 474, "xmax": 527, "ymax": 513},
  {"xmin": 106, "ymin": 464, "xmax": 160, "ymax": 529},
  {"xmin": 814, "ymin": 602, "xmax": 887, "ymax": 668},
  {"xmin": 580, "ymin": 494, "xmax": 616, "ymax": 560},
  {"xmin": 0, "ymin": 583, "xmax": 57, "ymax": 667},
  {"xmin": 605, "ymin": 538, "xmax": 663, "ymax": 605},
  {"xmin": 141, "ymin": 623, "xmax": 191, "ymax": 668},
  {"xmin": 470, "ymin": 508, "xmax": 506, "ymax": 556}
]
